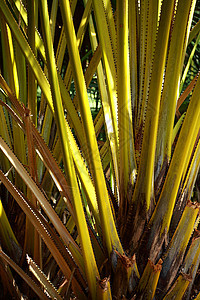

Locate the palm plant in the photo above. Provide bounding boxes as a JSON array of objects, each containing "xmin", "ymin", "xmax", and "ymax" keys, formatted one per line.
[{"xmin": 0, "ymin": 0, "xmax": 200, "ymax": 299}]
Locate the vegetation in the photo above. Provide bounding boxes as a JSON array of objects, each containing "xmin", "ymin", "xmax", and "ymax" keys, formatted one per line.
[{"xmin": 0, "ymin": 0, "xmax": 200, "ymax": 299}]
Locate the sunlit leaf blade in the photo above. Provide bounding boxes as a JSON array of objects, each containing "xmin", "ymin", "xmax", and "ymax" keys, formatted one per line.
[
  {"xmin": 137, "ymin": 259, "xmax": 162, "ymax": 300},
  {"xmin": 0, "ymin": 0, "xmax": 54, "ymax": 112},
  {"xmin": 155, "ymin": 0, "xmax": 196, "ymax": 173},
  {"xmin": 27, "ymin": 1, "xmax": 37, "ymax": 124},
  {"xmin": 39, "ymin": 1, "xmax": 100, "ymax": 297},
  {"xmin": 142, "ymin": 72, "xmax": 200, "ymax": 263},
  {"xmin": 84, "ymin": 5, "xmax": 120, "ymax": 194},
  {"xmin": 60, "ymin": 0, "xmax": 123, "ymax": 257},
  {"xmin": 92, "ymin": 0, "xmax": 119, "ymax": 150},
  {"xmin": 122, "ymin": 0, "xmax": 175, "ymax": 250},
  {"xmin": 163, "ymin": 273, "xmax": 192, "ymax": 300},
  {"xmin": 117, "ymin": 0, "xmax": 136, "ymax": 223},
  {"xmin": 0, "ymin": 16, "xmax": 27, "ymax": 190}
]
